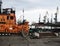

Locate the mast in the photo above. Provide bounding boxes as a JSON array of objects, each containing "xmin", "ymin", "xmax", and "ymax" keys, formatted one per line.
[
  {"xmin": 39, "ymin": 14, "xmax": 41, "ymax": 23},
  {"xmin": 23, "ymin": 9, "xmax": 24, "ymax": 23},
  {"xmin": 51, "ymin": 14, "xmax": 53, "ymax": 23},
  {"xmin": 0, "ymin": 0, "xmax": 2, "ymax": 14},
  {"xmin": 55, "ymin": 6, "xmax": 59, "ymax": 23},
  {"xmin": 43, "ymin": 11, "xmax": 48, "ymax": 23},
  {"xmin": 47, "ymin": 18, "xmax": 49, "ymax": 23},
  {"xmin": 43, "ymin": 15, "xmax": 46, "ymax": 23},
  {"xmin": 51, "ymin": 14, "xmax": 53, "ymax": 29}
]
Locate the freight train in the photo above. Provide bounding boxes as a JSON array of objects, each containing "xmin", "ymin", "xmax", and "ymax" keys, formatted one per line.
[{"xmin": 0, "ymin": 0, "xmax": 29, "ymax": 37}]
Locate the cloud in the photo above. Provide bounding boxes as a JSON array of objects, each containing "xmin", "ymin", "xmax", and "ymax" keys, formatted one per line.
[
  {"xmin": 25, "ymin": 0, "xmax": 40, "ymax": 3},
  {"xmin": 2, "ymin": 0, "xmax": 60, "ymax": 10},
  {"xmin": 21, "ymin": 0, "xmax": 40, "ymax": 3}
]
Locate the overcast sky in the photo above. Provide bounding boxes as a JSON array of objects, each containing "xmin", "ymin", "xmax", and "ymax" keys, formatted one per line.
[{"xmin": 2, "ymin": 0, "xmax": 60, "ymax": 24}]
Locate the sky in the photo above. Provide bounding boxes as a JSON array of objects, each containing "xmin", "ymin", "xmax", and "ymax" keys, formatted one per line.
[{"xmin": 2, "ymin": 0, "xmax": 60, "ymax": 24}]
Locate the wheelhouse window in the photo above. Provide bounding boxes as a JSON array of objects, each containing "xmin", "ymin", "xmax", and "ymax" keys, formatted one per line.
[
  {"xmin": 7, "ymin": 16, "xmax": 14, "ymax": 20},
  {"xmin": 0, "ymin": 22, "xmax": 6, "ymax": 24},
  {"xmin": 7, "ymin": 16, "xmax": 10, "ymax": 20},
  {"xmin": 10, "ymin": 16, "xmax": 13, "ymax": 20}
]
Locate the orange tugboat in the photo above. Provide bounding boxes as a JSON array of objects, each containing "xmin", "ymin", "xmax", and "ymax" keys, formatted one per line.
[{"xmin": 0, "ymin": 0, "xmax": 29, "ymax": 37}]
